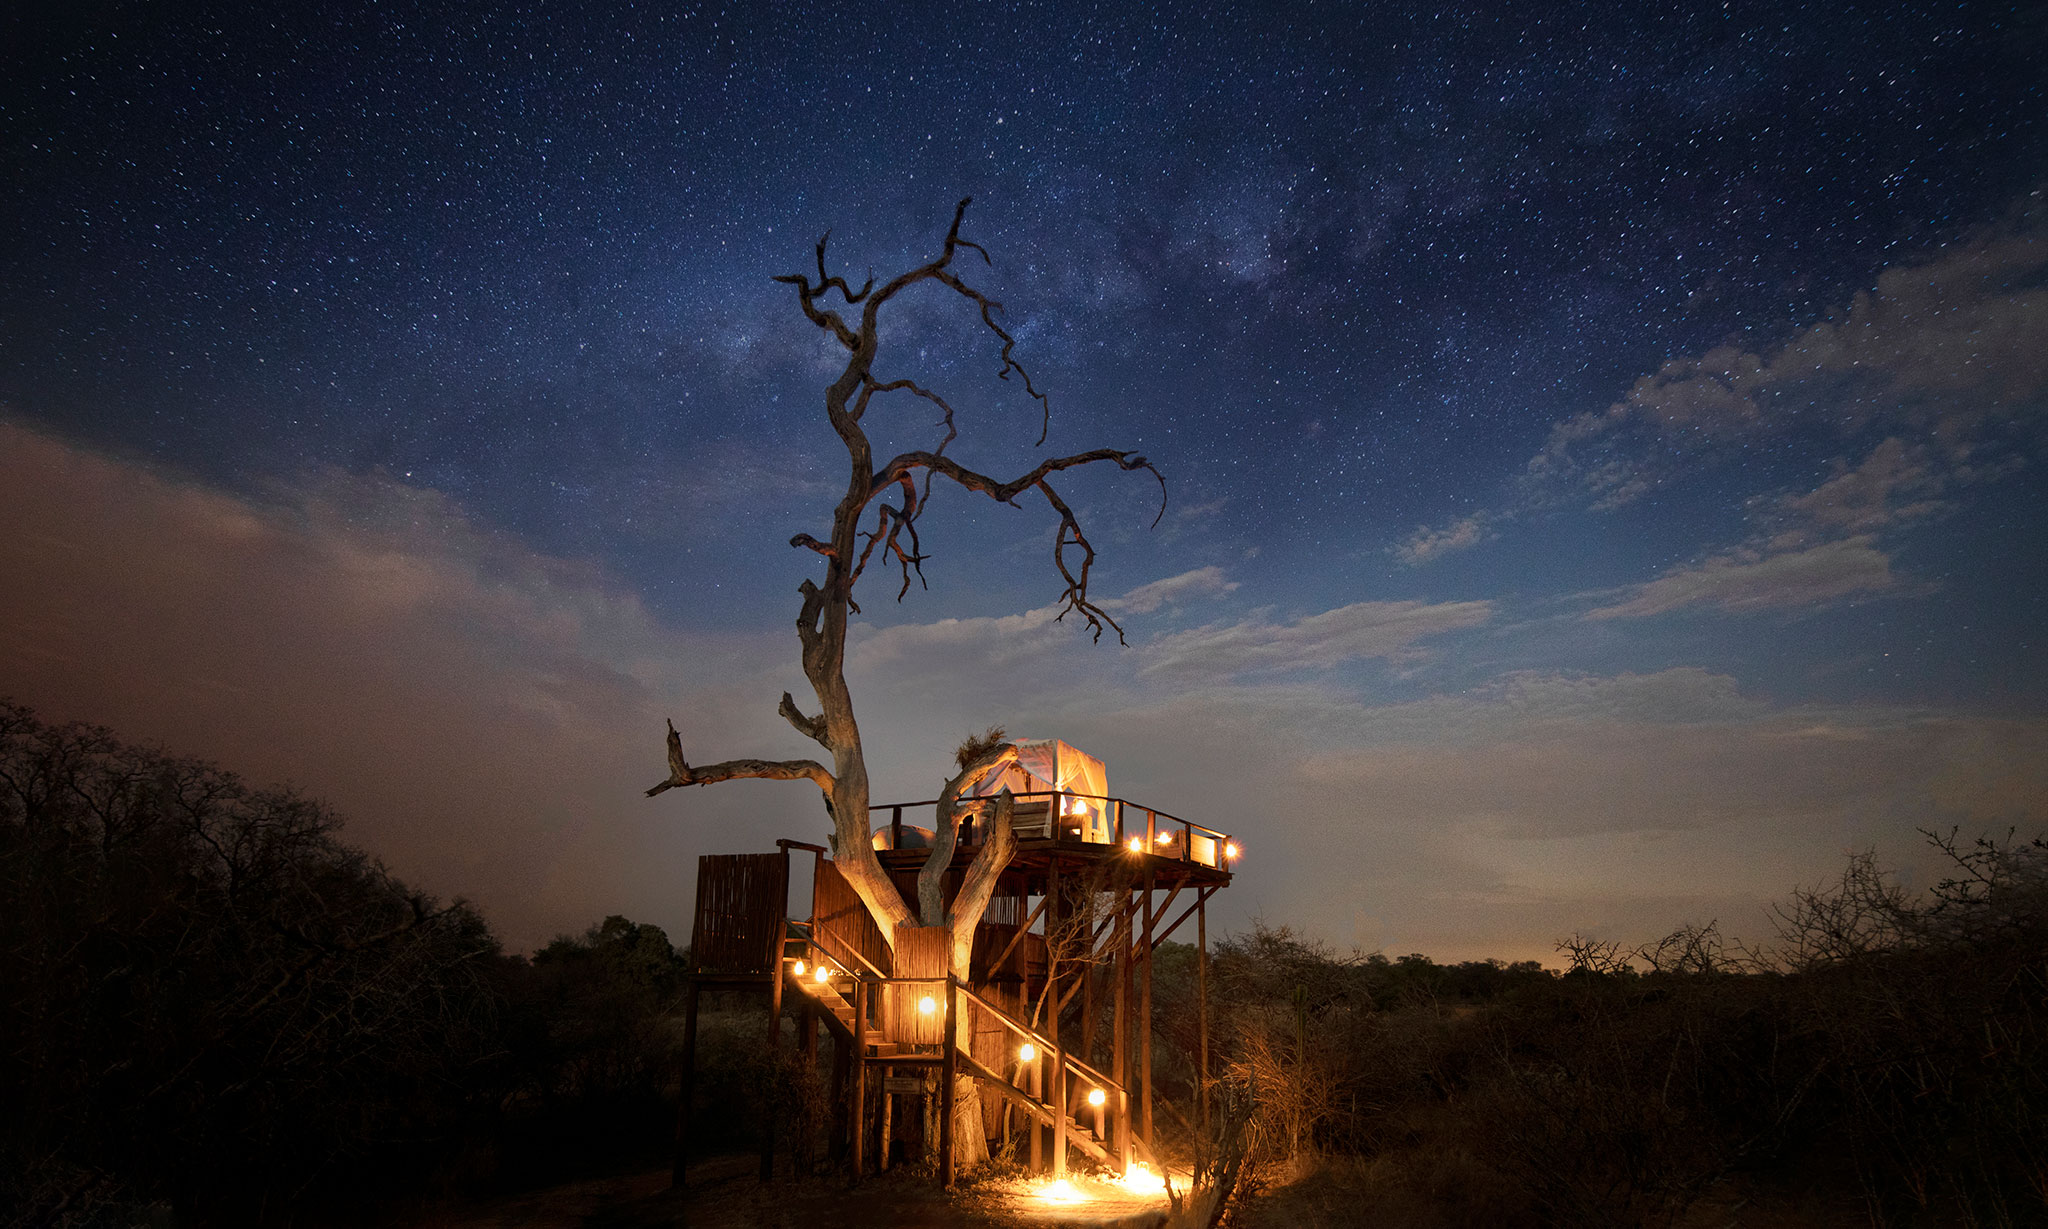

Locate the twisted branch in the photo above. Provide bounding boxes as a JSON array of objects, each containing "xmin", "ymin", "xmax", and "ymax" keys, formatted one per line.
[{"xmin": 645, "ymin": 719, "xmax": 833, "ymax": 797}]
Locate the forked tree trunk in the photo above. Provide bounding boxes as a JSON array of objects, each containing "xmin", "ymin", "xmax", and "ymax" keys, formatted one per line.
[{"xmin": 647, "ymin": 200, "xmax": 1159, "ymax": 1176}]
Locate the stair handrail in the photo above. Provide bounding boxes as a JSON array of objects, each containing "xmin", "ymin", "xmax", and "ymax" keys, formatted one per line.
[
  {"xmin": 950, "ymin": 975, "xmax": 1120, "ymax": 1096},
  {"xmin": 790, "ymin": 918, "xmax": 891, "ymax": 982}
]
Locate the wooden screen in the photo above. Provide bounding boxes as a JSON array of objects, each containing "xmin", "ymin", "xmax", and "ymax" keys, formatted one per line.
[
  {"xmin": 886, "ymin": 924, "xmax": 951, "ymax": 1045},
  {"xmin": 688, "ymin": 852, "xmax": 787, "ymax": 975},
  {"xmin": 811, "ymin": 858, "xmax": 892, "ymax": 979}
]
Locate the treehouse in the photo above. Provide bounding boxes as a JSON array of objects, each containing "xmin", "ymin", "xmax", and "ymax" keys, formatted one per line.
[{"xmin": 672, "ymin": 742, "xmax": 1238, "ymax": 1188}]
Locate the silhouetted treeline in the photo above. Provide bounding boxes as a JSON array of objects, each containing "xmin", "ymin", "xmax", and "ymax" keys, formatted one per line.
[
  {"xmin": 1167, "ymin": 834, "xmax": 2048, "ymax": 1228},
  {"xmin": 11, "ymin": 700, "xmax": 2042, "ymax": 1227},
  {"xmin": 0, "ymin": 702, "xmax": 691, "ymax": 1226}
]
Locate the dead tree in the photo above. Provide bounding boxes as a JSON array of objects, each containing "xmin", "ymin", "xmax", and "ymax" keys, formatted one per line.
[{"xmin": 647, "ymin": 198, "xmax": 1161, "ymax": 1168}]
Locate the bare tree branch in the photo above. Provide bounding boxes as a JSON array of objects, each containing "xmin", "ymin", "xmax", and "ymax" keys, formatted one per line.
[
  {"xmin": 645, "ymin": 719, "xmax": 833, "ymax": 797},
  {"xmin": 917, "ymin": 742, "xmax": 1020, "ymax": 926},
  {"xmin": 777, "ymin": 692, "xmax": 828, "ymax": 747}
]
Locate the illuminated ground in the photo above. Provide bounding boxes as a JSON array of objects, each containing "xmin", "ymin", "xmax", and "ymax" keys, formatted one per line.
[{"xmin": 400, "ymin": 1155, "xmax": 1175, "ymax": 1228}]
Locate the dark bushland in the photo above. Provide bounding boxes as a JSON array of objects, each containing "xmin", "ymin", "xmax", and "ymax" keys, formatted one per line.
[
  {"xmin": 0, "ymin": 702, "xmax": 711, "ymax": 1227},
  {"xmin": 1168, "ymin": 834, "xmax": 2048, "ymax": 1228}
]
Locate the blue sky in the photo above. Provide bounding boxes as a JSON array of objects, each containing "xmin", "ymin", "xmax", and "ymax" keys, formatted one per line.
[{"xmin": 3, "ymin": 0, "xmax": 2043, "ymax": 960}]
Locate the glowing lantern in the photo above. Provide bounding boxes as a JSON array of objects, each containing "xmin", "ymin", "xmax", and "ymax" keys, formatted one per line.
[
  {"xmin": 1127, "ymin": 836, "xmax": 1143, "ymax": 853},
  {"xmin": 1018, "ymin": 1043, "xmax": 1036, "ymax": 1062},
  {"xmin": 814, "ymin": 964, "xmax": 831, "ymax": 984},
  {"xmin": 918, "ymin": 994, "xmax": 937, "ymax": 1016},
  {"xmin": 1155, "ymin": 831, "xmax": 1173, "ymax": 845},
  {"xmin": 791, "ymin": 959, "xmax": 806, "ymax": 977},
  {"xmin": 1086, "ymin": 1086, "xmax": 1106, "ymax": 1107},
  {"xmin": 1225, "ymin": 842, "xmax": 1240, "ymax": 861}
]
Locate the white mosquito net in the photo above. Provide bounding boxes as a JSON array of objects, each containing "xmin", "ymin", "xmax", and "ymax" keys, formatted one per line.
[{"xmin": 968, "ymin": 738, "xmax": 1111, "ymax": 842}]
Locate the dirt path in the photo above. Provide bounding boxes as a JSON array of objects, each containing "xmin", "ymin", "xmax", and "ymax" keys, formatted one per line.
[{"xmin": 400, "ymin": 1156, "xmax": 1171, "ymax": 1229}]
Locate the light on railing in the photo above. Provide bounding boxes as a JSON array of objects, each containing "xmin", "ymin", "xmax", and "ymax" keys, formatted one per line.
[
  {"xmin": 1225, "ymin": 842, "xmax": 1240, "ymax": 861},
  {"xmin": 1018, "ymin": 1043, "xmax": 1037, "ymax": 1062},
  {"xmin": 791, "ymin": 959, "xmax": 806, "ymax": 977},
  {"xmin": 1155, "ymin": 831, "xmax": 1173, "ymax": 845},
  {"xmin": 1127, "ymin": 836, "xmax": 1143, "ymax": 853},
  {"xmin": 1086, "ymin": 1087, "xmax": 1106, "ymax": 1107},
  {"xmin": 815, "ymin": 964, "xmax": 831, "ymax": 984},
  {"xmin": 918, "ymin": 994, "xmax": 937, "ymax": 1016}
]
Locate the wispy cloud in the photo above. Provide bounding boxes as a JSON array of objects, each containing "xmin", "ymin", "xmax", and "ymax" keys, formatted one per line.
[
  {"xmin": 1104, "ymin": 565, "xmax": 1240, "ymax": 613},
  {"xmin": 1524, "ymin": 216, "xmax": 2047, "ymax": 511},
  {"xmin": 0, "ymin": 421, "xmax": 803, "ymax": 953},
  {"xmin": 1402, "ymin": 204, "xmax": 2048, "ymax": 568},
  {"xmin": 1587, "ymin": 537, "xmax": 1898, "ymax": 619},
  {"xmin": 1139, "ymin": 598, "xmax": 1493, "ymax": 678},
  {"xmin": 1396, "ymin": 511, "xmax": 1496, "ymax": 565}
]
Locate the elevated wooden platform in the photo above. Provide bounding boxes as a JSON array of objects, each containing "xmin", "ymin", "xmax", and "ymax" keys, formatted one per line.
[{"xmin": 674, "ymin": 795, "xmax": 1234, "ymax": 1189}]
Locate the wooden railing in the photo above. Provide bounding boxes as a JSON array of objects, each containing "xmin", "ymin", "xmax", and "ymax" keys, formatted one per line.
[{"xmin": 871, "ymin": 792, "xmax": 1237, "ymax": 871}]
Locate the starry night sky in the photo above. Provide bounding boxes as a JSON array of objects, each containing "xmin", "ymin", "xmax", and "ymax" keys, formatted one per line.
[{"xmin": 4, "ymin": 0, "xmax": 2045, "ymax": 961}]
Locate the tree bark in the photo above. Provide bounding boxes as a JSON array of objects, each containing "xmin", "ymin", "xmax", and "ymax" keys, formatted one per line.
[{"xmin": 646, "ymin": 200, "xmax": 1161, "ymax": 1177}]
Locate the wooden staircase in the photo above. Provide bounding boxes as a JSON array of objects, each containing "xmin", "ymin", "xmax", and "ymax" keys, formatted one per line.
[{"xmin": 777, "ymin": 955, "xmax": 1139, "ymax": 1169}]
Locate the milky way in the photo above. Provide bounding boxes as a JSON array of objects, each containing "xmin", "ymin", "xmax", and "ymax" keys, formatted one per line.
[{"xmin": 4, "ymin": 0, "xmax": 2044, "ymax": 958}]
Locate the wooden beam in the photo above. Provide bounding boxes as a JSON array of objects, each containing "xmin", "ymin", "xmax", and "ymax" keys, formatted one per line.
[
  {"xmin": 850, "ymin": 979, "xmax": 866, "ymax": 1181},
  {"xmin": 1114, "ymin": 880, "xmax": 1130, "ymax": 1170},
  {"xmin": 986, "ymin": 890, "xmax": 1052, "ymax": 979},
  {"xmin": 1148, "ymin": 885, "xmax": 1217, "ymax": 953},
  {"xmin": 1141, "ymin": 861, "xmax": 1154, "ymax": 1145},
  {"xmin": 1198, "ymin": 892, "xmax": 1210, "ymax": 1129},
  {"xmin": 1146, "ymin": 878, "xmax": 1186, "ymax": 934},
  {"xmin": 1050, "ymin": 854, "xmax": 1065, "ymax": 1180},
  {"xmin": 955, "ymin": 1051, "xmax": 1113, "ymax": 1166},
  {"xmin": 672, "ymin": 979, "xmax": 701, "ymax": 1188},
  {"xmin": 941, "ymin": 978, "xmax": 959, "ymax": 1188}
]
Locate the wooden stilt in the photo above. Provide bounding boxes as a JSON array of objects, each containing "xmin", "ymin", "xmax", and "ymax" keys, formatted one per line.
[
  {"xmin": 1114, "ymin": 882, "xmax": 1133, "ymax": 1171},
  {"xmin": 796, "ymin": 999, "xmax": 817, "ymax": 1179},
  {"xmin": 830, "ymin": 1024, "xmax": 850, "ymax": 1165},
  {"xmin": 1141, "ymin": 861, "xmax": 1155, "ymax": 1145},
  {"xmin": 850, "ymin": 979, "xmax": 867, "ymax": 1181},
  {"xmin": 941, "ymin": 978, "xmax": 959, "ymax": 1188},
  {"xmin": 672, "ymin": 979, "xmax": 701, "ymax": 1188},
  {"xmin": 762, "ymin": 964, "xmax": 782, "ymax": 1181},
  {"xmin": 1198, "ymin": 892, "xmax": 1210, "ymax": 1129},
  {"xmin": 1081, "ymin": 889, "xmax": 1098, "ymax": 1069},
  {"xmin": 1049, "ymin": 855, "xmax": 1066, "ymax": 1179},
  {"xmin": 878, "ymin": 1064, "xmax": 893, "ymax": 1172}
]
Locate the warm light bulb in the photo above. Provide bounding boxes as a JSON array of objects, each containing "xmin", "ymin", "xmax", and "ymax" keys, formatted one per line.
[
  {"xmin": 791, "ymin": 960, "xmax": 806, "ymax": 977},
  {"xmin": 918, "ymin": 994, "xmax": 937, "ymax": 1015},
  {"xmin": 1225, "ymin": 842, "xmax": 1240, "ymax": 860},
  {"xmin": 1087, "ymin": 1087, "xmax": 1106, "ymax": 1107},
  {"xmin": 1155, "ymin": 831, "xmax": 1173, "ymax": 844},
  {"xmin": 1018, "ymin": 1043, "xmax": 1036, "ymax": 1062},
  {"xmin": 1127, "ymin": 837, "xmax": 1143, "ymax": 852},
  {"xmin": 815, "ymin": 964, "xmax": 831, "ymax": 983}
]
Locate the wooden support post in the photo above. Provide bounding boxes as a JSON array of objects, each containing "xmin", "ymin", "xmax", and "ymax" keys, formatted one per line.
[
  {"xmin": 796, "ymin": 999, "xmax": 817, "ymax": 1179},
  {"xmin": 1198, "ymin": 891, "xmax": 1211, "ymax": 1129},
  {"xmin": 1141, "ymin": 862, "xmax": 1155, "ymax": 1145},
  {"xmin": 1118, "ymin": 1083, "xmax": 1131, "ymax": 1174},
  {"xmin": 1114, "ymin": 882, "xmax": 1132, "ymax": 1171},
  {"xmin": 672, "ymin": 979, "xmax": 701, "ymax": 1188},
  {"xmin": 1049, "ymin": 855, "xmax": 1065, "ymax": 1179},
  {"xmin": 830, "ymin": 1024, "xmax": 850, "ymax": 1165},
  {"xmin": 1028, "ymin": 1045, "xmax": 1043, "ymax": 1172},
  {"xmin": 762, "ymin": 967, "xmax": 782, "ymax": 1181},
  {"xmin": 878, "ymin": 1064, "xmax": 893, "ymax": 1172},
  {"xmin": 850, "ymin": 979, "xmax": 866, "ymax": 1181},
  {"xmin": 941, "ymin": 978, "xmax": 959, "ymax": 1188}
]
